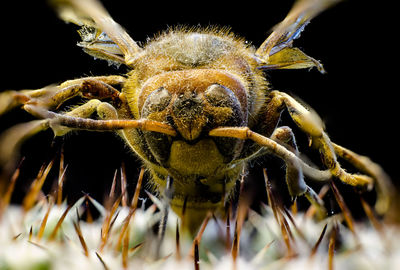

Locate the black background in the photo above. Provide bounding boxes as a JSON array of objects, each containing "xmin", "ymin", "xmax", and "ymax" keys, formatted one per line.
[{"xmin": 0, "ymin": 1, "xmax": 398, "ymax": 208}]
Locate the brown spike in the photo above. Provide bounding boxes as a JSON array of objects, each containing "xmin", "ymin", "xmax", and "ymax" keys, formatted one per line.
[
  {"xmin": 115, "ymin": 168, "xmax": 144, "ymax": 251},
  {"xmin": 181, "ymin": 196, "xmax": 188, "ymax": 230},
  {"xmin": 193, "ymin": 239, "xmax": 200, "ymax": 270},
  {"xmin": 84, "ymin": 196, "xmax": 94, "ymax": 223},
  {"xmin": 28, "ymin": 226, "xmax": 33, "ymax": 241},
  {"xmin": 58, "ymin": 145, "xmax": 65, "ymax": 180},
  {"xmin": 130, "ymin": 168, "xmax": 144, "ymax": 209},
  {"xmin": 37, "ymin": 199, "xmax": 54, "ymax": 240},
  {"xmin": 251, "ymin": 240, "xmax": 275, "ymax": 264},
  {"xmin": 309, "ymin": 223, "xmax": 328, "ymax": 258},
  {"xmin": 56, "ymin": 146, "xmax": 66, "ymax": 205},
  {"xmin": 56, "ymin": 165, "xmax": 68, "ymax": 206},
  {"xmin": 328, "ymin": 222, "xmax": 338, "ymax": 270},
  {"xmin": 122, "ymin": 226, "xmax": 130, "ymax": 269},
  {"xmin": 129, "ymin": 242, "xmax": 144, "ymax": 253},
  {"xmin": 231, "ymin": 220, "xmax": 240, "ymax": 265},
  {"xmin": 359, "ymin": 195, "xmax": 389, "ymax": 249},
  {"xmin": 73, "ymin": 221, "xmax": 89, "ymax": 257},
  {"xmin": 330, "ymin": 182, "xmax": 356, "ymax": 236},
  {"xmin": 108, "ymin": 210, "xmax": 121, "ymax": 233},
  {"xmin": 264, "ymin": 169, "xmax": 296, "ymax": 256},
  {"xmin": 105, "ymin": 170, "xmax": 118, "ymax": 210},
  {"xmin": 1, "ymin": 157, "xmax": 24, "ymax": 213},
  {"xmin": 49, "ymin": 204, "xmax": 73, "ymax": 241},
  {"xmin": 95, "ymin": 252, "xmax": 110, "ymax": 270},
  {"xmin": 120, "ymin": 163, "xmax": 128, "ymax": 207},
  {"xmin": 278, "ymin": 209, "xmax": 295, "ymax": 257},
  {"xmin": 99, "ymin": 195, "xmax": 122, "ymax": 252},
  {"xmin": 190, "ymin": 212, "xmax": 211, "ymax": 257},
  {"xmin": 263, "ymin": 169, "xmax": 279, "ymax": 224},
  {"xmin": 283, "ymin": 207, "xmax": 307, "ymax": 245},
  {"xmin": 360, "ymin": 195, "xmax": 383, "ymax": 233},
  {"xmin": 231, "ymin": 192, "xmax": 249, "ymax": 264},
  {"xmin": 225, "ymin": 205, "xmax": 231, "ymax": 252},
  {"xmin": 290, "ymin": 197, "xmax": 298, "ymax": 216},
  {"xmin": 115, "ymin": 208, "xmax": 135, "ymax": 252},
  {"xmin": 12, "ymin": 233, "xmax": 22, "ymax": 241},
  {"xmin": 176, "ymin": 220, "xmax": 181, "ymax": 260},
  {"xmin": 23, "ymin": 159, "xmax": 54, "ymax": 211},
  {"xmin": 156, "ymin": 176, "xmax": 173, "ymax": 259}
]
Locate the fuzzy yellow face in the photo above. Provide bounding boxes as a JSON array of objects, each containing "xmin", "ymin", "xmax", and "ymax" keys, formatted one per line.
[{"xmin": 118, "ymin": 29, "xmax": 268, "ymax": 231}]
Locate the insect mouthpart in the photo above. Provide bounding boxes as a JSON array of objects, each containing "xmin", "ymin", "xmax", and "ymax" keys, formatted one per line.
[{"xmin": 138, "ymin": 69, "xmax": 248, "ymax": 166}]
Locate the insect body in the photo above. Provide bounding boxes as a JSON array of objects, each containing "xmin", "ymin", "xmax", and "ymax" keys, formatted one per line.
[{"xmin": 0, "ymin": 0, "xmax": 392, "ymax": 233}]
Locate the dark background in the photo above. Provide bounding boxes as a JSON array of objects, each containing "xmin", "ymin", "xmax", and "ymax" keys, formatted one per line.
[{"xmin": 0, "ymin": 1, "xmax": 398, "ymax": 210}]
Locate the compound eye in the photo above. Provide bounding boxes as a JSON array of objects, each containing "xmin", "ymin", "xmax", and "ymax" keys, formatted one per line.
[
  {"xmin": 142, "ymin": 87, "xmax": 171, "ymax": 114},
  {"xmin": 204, "ymin": 83, "xmax": 237, "ymax": 107}
]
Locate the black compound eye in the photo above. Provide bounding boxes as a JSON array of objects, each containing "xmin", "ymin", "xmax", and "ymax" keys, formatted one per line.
[
  {"xmin": 204, "ymin": 84, "xmax": 236, "ymax": 107},
  {"xmin": 142, "ymin": 87, "xmax": 171, "ymax": 116}
]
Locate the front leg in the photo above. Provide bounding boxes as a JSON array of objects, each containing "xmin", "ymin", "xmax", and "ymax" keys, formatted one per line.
[
  {"xmin": 0, "ymin": 75, "xmax": 126, "ymax": 116},
  {"xmin": 268, "ymin": 90, "xmax": 374, "ymax": 188},
  {"xmin": 210, "ymin": 90, "xmax": 391, "ymax": 213},
  {"xmin": 271, "ymin": 126, "xmax": 325, "ymax": 215}
]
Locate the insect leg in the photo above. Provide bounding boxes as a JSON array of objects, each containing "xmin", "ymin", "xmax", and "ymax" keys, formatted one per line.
[
  {"xmin": 43, "ymin": 76, "xmax": 126, "ymax": 109},
  {"xmin": 332, "ymin": 143, "xmax": 394, "ymax": 215},
  {"xmin": 0, "ymin": 76, "xmax": 126, "ymax": 115},
  {"xmin": 268, "ymin": 90, "xmax": 374, "ymax": 189},
  {"xmin": 23, "ymin": 104, "xmax": 177, "ymax": 137},
  {"xmin": 271, "ymin": 126, "xmax": 326, "ymax": 215},
  {"xmin": 50, "ymin": 99, "xmax": 102, "ymax": 136},
  {"xmin": 271, "ymin": 126, "xmax": 306, "ymax": 197},
  {"xmin": 210, "ymin": 127, "xmax": 331, "ymax": 181}
]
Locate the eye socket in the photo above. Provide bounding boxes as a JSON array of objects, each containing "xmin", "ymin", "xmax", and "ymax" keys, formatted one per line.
[
  {"xmin": 204, "ymin": 83, "xmax": 237, "ymax": 107},
  {"xmin": 142, "ymin": 87, "xmax": 171, "ymax": 114}
]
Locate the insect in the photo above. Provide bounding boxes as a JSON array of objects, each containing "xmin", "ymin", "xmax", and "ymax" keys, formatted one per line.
[{"xmin": 0, "ymin": 0, "xmax": 393, "ymax": 233}]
